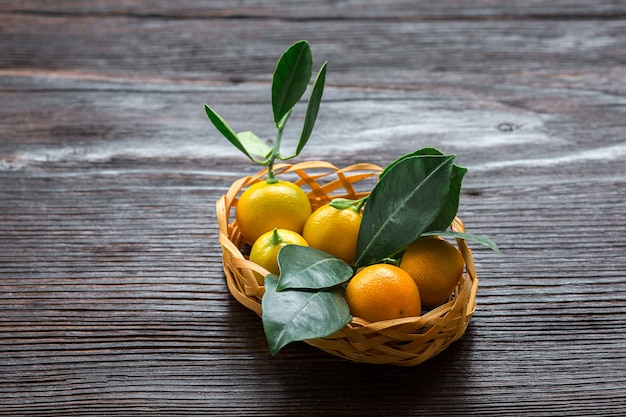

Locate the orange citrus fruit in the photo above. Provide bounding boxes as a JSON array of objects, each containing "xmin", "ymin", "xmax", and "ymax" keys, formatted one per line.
[
  {"xmin": 399, "ymin": 236, "xmax": 465, "ymax": 307},
  {"xmin": 302, "ymin": 204, "xmax": 362, "ymax": 264},
  {"xmin": 344, "ymin": 264, "xmax": 421, "ymax": 322},
  {"xmin": 249, "ymin": 228, "xmax": 308, "ymax": 285},
  {"xmin": 235, "ymin": 180, "xmax": 311, "ymax": 244}
]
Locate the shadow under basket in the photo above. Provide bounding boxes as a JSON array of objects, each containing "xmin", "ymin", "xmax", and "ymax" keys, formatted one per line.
[{"xmin": 216, "ymin": 160, "xmax": 478, "ymax": 367}]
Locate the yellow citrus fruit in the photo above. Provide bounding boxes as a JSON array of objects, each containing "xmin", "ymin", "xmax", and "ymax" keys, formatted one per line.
[
  {"xmin": 249, "ymin": 228, "xmax": 308, "ymax": 285},
  {"xmin": 399, "ymin": 237, "xmax": 465, "ymax": 307},
  {"xmin": 235, "ymin": 180, "xmax": 312, "ymax": 244},
  {"xmin": 344, "ymin": 264, "xmax": 421, "ymax": 322},
  {"xmin": 302, "ymin": 204, "xmax": 362, "ymax": 264}
]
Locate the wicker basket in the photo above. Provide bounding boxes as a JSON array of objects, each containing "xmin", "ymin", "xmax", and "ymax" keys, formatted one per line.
[{"xmin": 216, "ymin": 160, "xmax": 478, "ymax": 366}]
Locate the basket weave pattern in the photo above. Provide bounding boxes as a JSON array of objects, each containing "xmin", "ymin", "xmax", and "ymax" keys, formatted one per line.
[{"xmin": 216, "ymin": 161, "xmax": 478, "ymax": 366}]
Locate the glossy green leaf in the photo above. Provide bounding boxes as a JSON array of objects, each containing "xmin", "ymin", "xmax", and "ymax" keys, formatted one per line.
[
  {"xmin": 204, "ymin": 104, "xmax": 254, "ymax": 160},
  {"xmin": 421, "ymin": 230, "xmax": 501, "ymax": 253},
  {"xmin": 236, "ymin": 131, "xmax": 272, "ymax": 159},
  {"xmin": 277, "ymin": 245, "xmax": 353, "ymax": 291},
  {"xmin": 295, "ymin": 61, "xmax": 327, "ymax": 156},
  {"xmin": 355, "ymin": 155, "xmax": 455, "ymax": 268},
  {"xmin": 272, "ymin": 40, "xmax": 313, "ymax": 126},
  {"xmin": 262, "ymin": 274, "xmax": 352, "ymax": 355},
  {"xmin": 381, "ymin": 148, "xmax": 468, "ymax": 232}
]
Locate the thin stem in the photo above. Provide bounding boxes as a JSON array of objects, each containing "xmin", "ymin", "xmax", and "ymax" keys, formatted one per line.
[
  {"xmin": 354, "ymin": 196, "xmax": 368, "ymax": 212},
  {"xmin": 382, "ymin": 257, "xmax": 401, "ymax": 267},
  {"xmin": 265, "ymin": 125, "xmax": 284, "ymax": 183}
]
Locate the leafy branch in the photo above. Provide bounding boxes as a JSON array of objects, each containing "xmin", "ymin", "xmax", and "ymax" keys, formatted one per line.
[{"xmin": 204, "ymin": 40, "xmax": 327, "ymax": 182}]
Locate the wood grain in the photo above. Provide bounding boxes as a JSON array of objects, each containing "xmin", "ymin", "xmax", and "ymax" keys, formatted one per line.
[{"xmin": 1, "ymin": 1, "xmax": 626, "ymax": 416}]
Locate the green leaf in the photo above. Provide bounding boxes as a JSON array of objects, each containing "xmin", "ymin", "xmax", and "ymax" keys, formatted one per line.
[
  {"xmin": 277, "ymin": 245, "xmax": 353, "ymax": 291},
  {"xmin": 204, "ymin": 104, "xmax": 254, "ymax": 160},
  {"xmin": 355, "ymin": 155, "xmax": 455, "ymax": 268},
  {"xmin": 381, "ymin": 148, "xmax": 468, "ymax": 232},
  {"xmin": 272, "ymin": 40, "xmax": 313, "ymax": 126},
  {"xmin": 421, "ymin": 230, "xmax": 501, "ymax": 253},
  {"xmin": 262, "ymin": 274, "xmax": 352, "ymax": 355},
  {"xmin": 328, "ymin": 197, "xmax": 361, "ymax": 210},
  {"xmin": 236, "ymin": 131, "xmax": 272, "ymax": 159},
  {"xmin": 295, "ymin": 61, "xmax": 327, "ymax": 156}
]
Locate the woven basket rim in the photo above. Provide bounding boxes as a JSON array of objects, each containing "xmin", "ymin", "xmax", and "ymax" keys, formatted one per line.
[{"xmin": 216, "ymin": 160, "xmax": 478, "ymax": 366}]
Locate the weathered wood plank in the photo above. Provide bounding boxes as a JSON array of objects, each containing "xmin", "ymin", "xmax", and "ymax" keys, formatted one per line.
[
  {"xmin": 1, "ymin": 77, "xmax": 624, "ymax": 184},
  {"xmin": 4, "ymin": 0, "xmax": 626, "ymax": 19},
  {"xmin": 1, "ymin": 9, "xmax": 625, "ymax": 94}
]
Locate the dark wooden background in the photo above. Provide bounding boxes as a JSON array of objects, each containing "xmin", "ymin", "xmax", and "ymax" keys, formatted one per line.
[{"xmin": 1, "ymin": 1, "xmax": 625, "ymax": 415}]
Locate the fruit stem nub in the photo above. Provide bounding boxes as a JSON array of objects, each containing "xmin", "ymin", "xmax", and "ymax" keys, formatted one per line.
[{"xmin": 269, "ymin": 228, "xmax": 283, "ymax": 246}]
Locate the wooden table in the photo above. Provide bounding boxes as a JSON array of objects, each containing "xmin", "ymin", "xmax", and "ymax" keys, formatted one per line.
[{"xmin": 2, "ymin": 1, "xmax": 625, "ymax": 415}]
